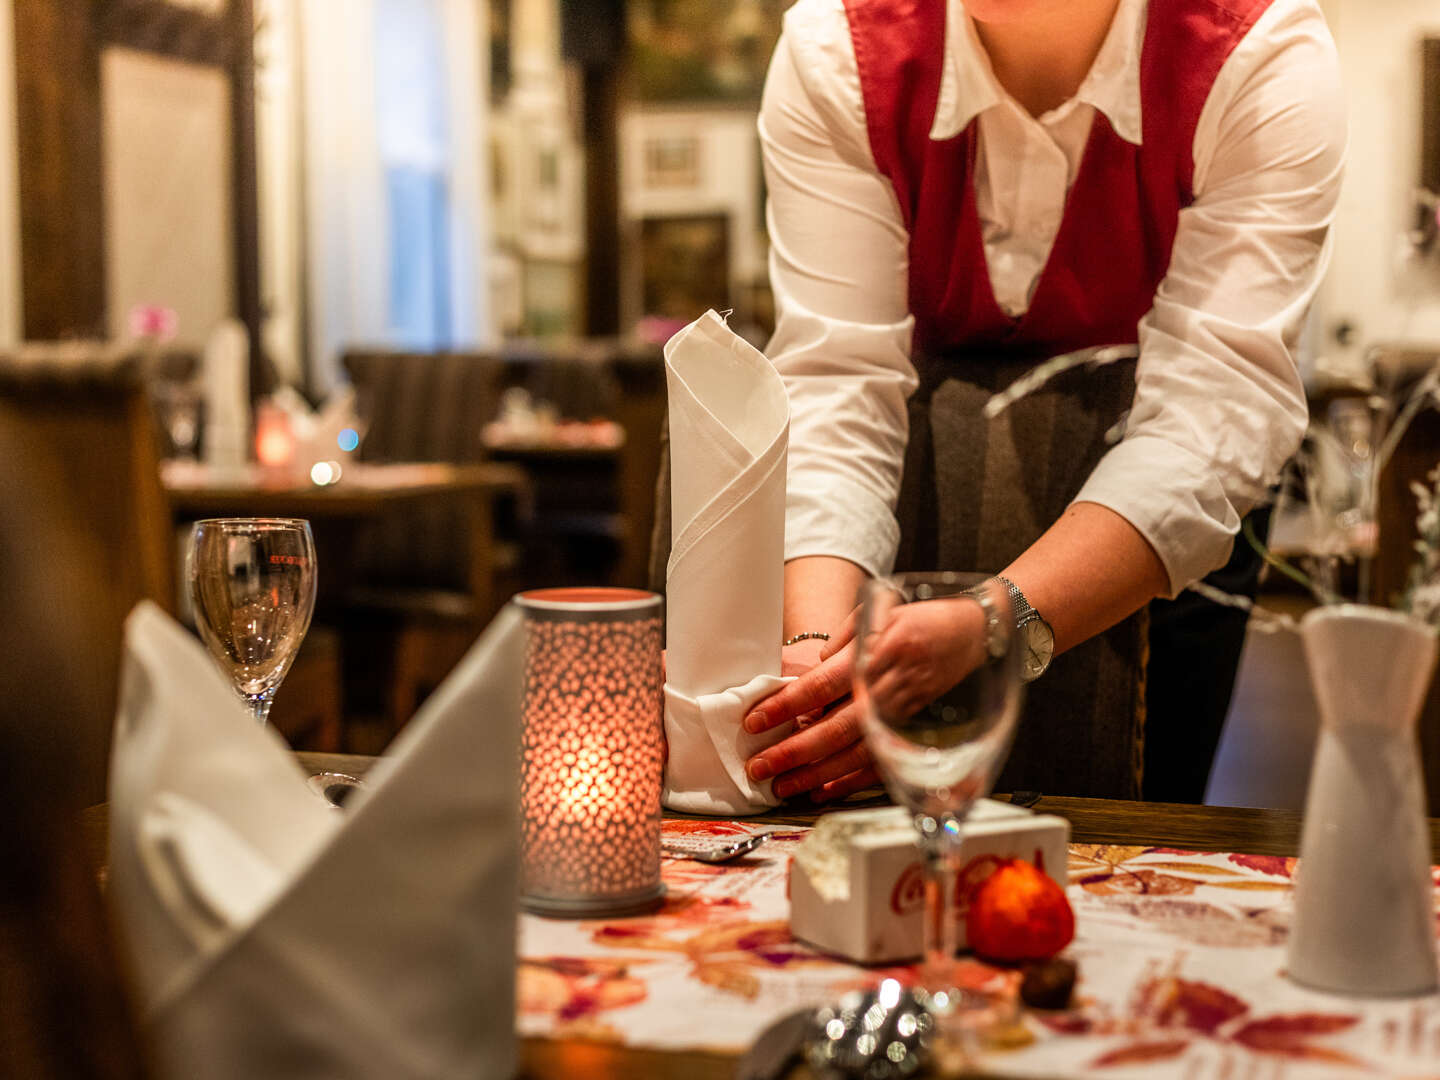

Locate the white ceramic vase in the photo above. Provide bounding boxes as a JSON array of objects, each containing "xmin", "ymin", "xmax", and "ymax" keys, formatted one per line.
[{"xmin": 1288, "ymin": 604, "xmax": 1439, "ymax": 997}]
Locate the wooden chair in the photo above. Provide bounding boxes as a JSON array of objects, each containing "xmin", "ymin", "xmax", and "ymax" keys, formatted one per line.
[
  {"xmin": 0, "ymin": 348, "xmax": 174, "ymax": 805},
  {"xmin": 0, "ymin": 349, "xmax": 343, "ymax": 800},
  {"xmin": 492, "ymin": 339, "xmax": 665, "ymax": 588},
  {"xmin": 338, "ymin": 343, "xmax": 664, "ymax": 733},
  {"xmin": 340, "ymin": 350, "xmax": 517, "ymax": 734}
]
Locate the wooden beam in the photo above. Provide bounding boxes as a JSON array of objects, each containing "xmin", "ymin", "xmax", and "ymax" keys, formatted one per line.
[
  {"xmin": 227, "ymin": 0, "xmax": 265, "ymax": 393},
  {"xmin": 581, "ymin": 65, "xmax": 622, "ymax": 337},
  {"xmin": 1422, "ymin": 37, "xmax": 1440, "ymax": 193},
  {"xmin": 97, "ymin": 0, "xmax": 230, "ymax": 66},
  {"xmin": 566, "ymin": 0, "xmax": 627, "ymax": 337},
  {"xmin": 14, "ymin": 0, "xmax": 106, "ymax": 339}
]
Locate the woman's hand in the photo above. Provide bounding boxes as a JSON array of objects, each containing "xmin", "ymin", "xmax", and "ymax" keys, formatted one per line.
[
  {"xmin": 859, "ymin": 596, "xmax": 988, "ymax": 722},
  {"xmin": 744, "ymin": 614, "xmax": 881, "ymax": 803},
  {"xmin": 744, "ymin": 596, "xmax": 988, "ymax": 801}
]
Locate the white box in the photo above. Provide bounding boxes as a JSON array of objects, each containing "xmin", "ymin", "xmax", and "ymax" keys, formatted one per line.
[{"xmin": 788, "ymin": 801, "xmax": 1070, "ymax": 964}]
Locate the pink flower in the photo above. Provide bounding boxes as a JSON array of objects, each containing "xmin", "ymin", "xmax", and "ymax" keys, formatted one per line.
[{"xmin": 128, "ymin": 304, "xmax": 179, "ymax": 342}]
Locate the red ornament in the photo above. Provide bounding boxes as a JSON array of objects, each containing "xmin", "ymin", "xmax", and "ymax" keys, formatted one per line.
[{"xmin": 965, "ymin": 858, "xmax": 1075, "ymax": 963}]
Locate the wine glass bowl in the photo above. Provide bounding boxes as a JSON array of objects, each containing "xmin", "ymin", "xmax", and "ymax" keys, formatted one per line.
[
  {"xmin": 856, "ymin": 573, "xmax": 1023, "ymax": 822},
  {"xmin": 853, "ymin": 572, "xmax": 1024, "ymax": 1040},
  {"xmin": 187, "ymin": 518, "xmax": 317, "ymax": 725}
]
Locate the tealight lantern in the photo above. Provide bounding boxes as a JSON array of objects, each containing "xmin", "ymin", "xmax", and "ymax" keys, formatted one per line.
[{"xmin": 515, "ymin": 588, "xmax": 666, "ymax": 917}]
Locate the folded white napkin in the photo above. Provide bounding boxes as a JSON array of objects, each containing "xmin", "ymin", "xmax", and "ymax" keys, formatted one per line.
[
  {"xmin": 662, "ymin": 310, "xmax": 795, "ymax": 814},
  {"xmin": 108, "ymin": 601, "xmax": 523, "ymax": 1080}
]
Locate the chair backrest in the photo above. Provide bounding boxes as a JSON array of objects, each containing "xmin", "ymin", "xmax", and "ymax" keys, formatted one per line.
[
  {"xmin": 341, "ymin": 343, "xmax": 665, "ymax": 591},
  {"xmin": 339, "ymin": 351, "xmax": 505, "ymax": 591},
  {"xmin": 343, "ymin": 350, "xmax": 505, "ymax": 465},
  {"xmin": 0, "ymin": 348, "xmax": 174, "ymax": 804},
  {"xmin": 497, "ymin": 341, "xmax": 621, "ymax": 420}
]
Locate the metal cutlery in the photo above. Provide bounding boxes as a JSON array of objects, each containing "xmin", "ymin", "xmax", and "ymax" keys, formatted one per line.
[{"xmin": 660, "ymin": 832, "xmax": 770, "ymax": 863}]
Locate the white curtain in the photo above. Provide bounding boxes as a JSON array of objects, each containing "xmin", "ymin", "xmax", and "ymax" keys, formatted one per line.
[
  {"xmin": 438, "ymin": 0, "xmax": 489, "ymax": 350},
  {"xmin": 299, "ymin": 0, "xmax": 492, "ymax": 394}
]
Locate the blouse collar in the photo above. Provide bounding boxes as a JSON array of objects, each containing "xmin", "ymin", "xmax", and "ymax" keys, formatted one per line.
[{"xmin": 928, "ymin": 0, "xmax": 1147, "ymax": 145}]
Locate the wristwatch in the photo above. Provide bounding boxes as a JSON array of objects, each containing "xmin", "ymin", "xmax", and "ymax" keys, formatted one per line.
[
  {"xmin": 965, "ymin": 583, "xmax": 1007, "ymax": 660},
  {"xmin": 996, "ymin": 576, "xmax": 1054, "ymax": 683}
]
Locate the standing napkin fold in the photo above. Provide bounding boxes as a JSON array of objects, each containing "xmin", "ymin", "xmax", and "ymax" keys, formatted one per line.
[
  {"xmin": 662, "ymin": 310, "xmax": 794, "ymax": 814},
  {"xmin": 108, "ymin": 601, "xmax": 523, "ymax": 1080},
  {"xmin": 200, "ymin": 319, "xmax": 250, "ymax": 471}
]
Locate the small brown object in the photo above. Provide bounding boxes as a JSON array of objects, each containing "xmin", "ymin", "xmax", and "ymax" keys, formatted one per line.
[{"xmin": 1020, "ymin": 957, "xmax": 1078, "ymax": 1010}]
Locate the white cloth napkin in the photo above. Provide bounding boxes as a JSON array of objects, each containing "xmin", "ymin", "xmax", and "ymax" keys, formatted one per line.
[
  {"xmin": 108, "ymin": 601, "xmax": 523, "ymax": 1080},
  {"xmin": 662, "ymin": 310, "xmax": 795, "ymax": 814},
  {"xmin": 201, "ymin": 318, "xmax": 251, "ymax": 470}
]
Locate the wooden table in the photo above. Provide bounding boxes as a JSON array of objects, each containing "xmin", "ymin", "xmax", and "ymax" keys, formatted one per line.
[
  {"xmin": 81, "ymin": 757, "xmax": 1440, "ymax": 1079},
  {"xmin": 482, "ymin": 437, "xmax": 630, "ymax": 586},
  {"xmin": 163, "ymin": 460, "xmax": 528, "ymax": 616},
  {"xmin": 279, "ymin": 754, "xmax": 1440, "ymax": 1080},
  {"xmin": 163, "ymin": 460, "xmax": 527, "ymax": 517}
]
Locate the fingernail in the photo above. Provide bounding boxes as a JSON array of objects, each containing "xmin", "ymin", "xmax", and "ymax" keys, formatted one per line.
[
  {"xmin": 772, "ymin": 780, "xmax": 793, "ymax": 799},
  {"xmin": 743, "ymin": 711, "xmax": 763, "ymax": 733},
  {"xmin": 748, "ymin": 757, "xmax": 773, "ymax": 781}
]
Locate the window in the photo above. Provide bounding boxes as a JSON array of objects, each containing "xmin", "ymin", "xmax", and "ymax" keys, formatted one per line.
[{"xmin": 375, "ymin": 0, "xmax": 451, "ymax": 348}]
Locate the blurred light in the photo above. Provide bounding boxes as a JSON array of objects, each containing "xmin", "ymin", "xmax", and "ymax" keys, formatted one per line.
[
  {"xmin": 337, "ymin": 427, "xmax": 360, "ymax": 453},
  {"xmin": 256, "ymin": 424, "xmax": 296, "ymax": 468},
  {"xmin": 878, "ymin": 978, "xmax": 901, "ymax": 1009},
  {"xmin": 310, "ymin": 461, "xmax": 342, "ymax": 486}
]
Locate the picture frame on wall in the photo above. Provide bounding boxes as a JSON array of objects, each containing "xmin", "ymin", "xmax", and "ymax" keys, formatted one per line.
[
  {"xmin": 641, "ymin": 214, "xmax": 730, "ymax": 320},
  {"xmin": 629, "ymin": 0, "xmax": 787, "ymax": 104}
]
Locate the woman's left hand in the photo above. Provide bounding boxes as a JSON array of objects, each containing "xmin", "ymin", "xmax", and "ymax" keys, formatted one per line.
[
  {"xmin": 858, "ymin": 595, "xmax": 988, "ymax": 722},
  {"xmin": 743, "ymin": 596, "xmax": 987, "ymax": 801}
]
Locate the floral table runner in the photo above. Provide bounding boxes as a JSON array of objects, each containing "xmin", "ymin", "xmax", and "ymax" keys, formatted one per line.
[{"xmin": 518, "ymin": 820, "xmax": 1440, "ymax": 1078}]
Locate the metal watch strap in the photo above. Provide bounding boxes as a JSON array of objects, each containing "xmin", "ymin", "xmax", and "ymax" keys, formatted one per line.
[
  {"xmin": 995, "ymin": 575, "xmax": 1042, "ymax": 629},
  {"xmin": 995, "ymin": 575, "xmax": 1053, "ymax": 683}
]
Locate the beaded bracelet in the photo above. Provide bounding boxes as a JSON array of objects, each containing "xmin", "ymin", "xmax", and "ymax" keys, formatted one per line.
[{"xmin": 783, "ymin": 631, "xmax": 831, "ymax": 647}]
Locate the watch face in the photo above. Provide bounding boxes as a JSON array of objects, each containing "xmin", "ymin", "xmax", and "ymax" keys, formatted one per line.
[{"xmin": 1021, "ymin": 619, "xmax": 1055, "ymax": 681}]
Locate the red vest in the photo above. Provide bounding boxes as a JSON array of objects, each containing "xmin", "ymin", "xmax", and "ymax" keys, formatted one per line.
[{"xmin": 842, "ymin": 0, "xmax": 1273, "ymax": 358}]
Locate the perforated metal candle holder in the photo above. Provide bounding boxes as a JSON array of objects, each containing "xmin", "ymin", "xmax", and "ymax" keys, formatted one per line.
[{"xmin": 516, "ymin": 588, "xmax": 666, "ymax": 917}]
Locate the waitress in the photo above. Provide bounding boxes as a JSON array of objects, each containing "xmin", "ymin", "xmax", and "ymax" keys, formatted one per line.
[{"xmin": 740, "ymin": 0, "xmax": 1345, "ymax": 802}]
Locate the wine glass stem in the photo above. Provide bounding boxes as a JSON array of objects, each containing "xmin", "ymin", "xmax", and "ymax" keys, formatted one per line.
[
  {"xmin": 922, "ymin": 842, "xmax": 964, "ymax": 982},
  {"xmin": 244, "ymin": 689, "xmax": 277, "ymax": 726}
]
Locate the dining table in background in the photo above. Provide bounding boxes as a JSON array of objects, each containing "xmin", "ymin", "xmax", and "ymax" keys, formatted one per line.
[
  {"xmin": 162, "ymin": 459, "xmax": 529, "ymax": 616},
  {"xmin": 482, "ymin": 428, "xmax": 633, "ymax": 587},
  {"xmin": 80, "ymin": 753, "xmax": 1440, "ymax": 1080}
]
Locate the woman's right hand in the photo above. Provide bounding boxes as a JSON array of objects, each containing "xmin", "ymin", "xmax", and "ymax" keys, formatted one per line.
[{"xmin": 742, "ymin": 607, "xmax": 882, "ymax": 802}]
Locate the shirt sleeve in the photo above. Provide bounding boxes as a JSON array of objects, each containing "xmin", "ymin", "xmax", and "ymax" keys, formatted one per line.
[
  {"xmin": 759, "ymin": 0, "xmax": 918, "ymax": 578},
  {"xmin": 1073, "ymin": 0, "xmax": 1347, "ymax": 596}
]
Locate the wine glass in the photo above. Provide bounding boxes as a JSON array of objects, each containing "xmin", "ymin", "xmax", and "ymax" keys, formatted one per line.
[
  {"xmin": 853, "ymin": 573, "xmax": 1024, "ymax": 1042},
  {"xmin": 188, "ymin": 518, "xmax": 317, "ymax": 725},
  {"xmin": 151, "ymin": 380, "xmax": 202, "ymax": 460}
]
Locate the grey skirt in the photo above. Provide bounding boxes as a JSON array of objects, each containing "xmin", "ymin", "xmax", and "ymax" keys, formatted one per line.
[{"xmin": 894, "ymin": 352, "xmax": 1145, "ymax": 800}]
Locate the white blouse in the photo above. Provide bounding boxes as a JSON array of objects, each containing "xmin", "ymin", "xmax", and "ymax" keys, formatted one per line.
[{"xmin": 762, "ymin": 0, "xmax": 1347, "ymax": 595}]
